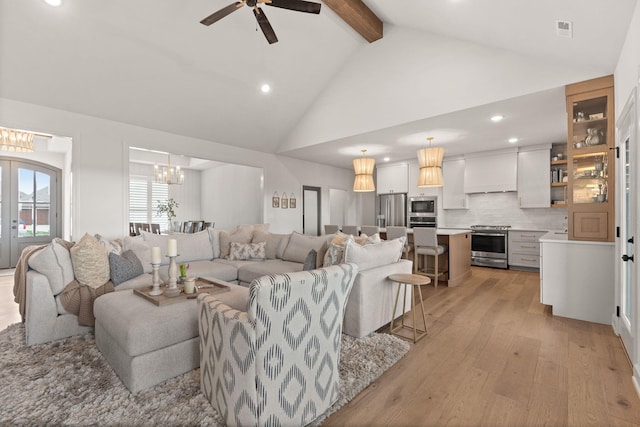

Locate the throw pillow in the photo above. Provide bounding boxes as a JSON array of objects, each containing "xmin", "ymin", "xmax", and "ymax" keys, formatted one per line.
[
  {"xmin": 235, "ymin": 223, "xmax": 270, "ymax": 234},
  {"xmin": 94, "ymin": 234, "xmax": 123, "ymax": 255},
  {"xmin": 228, "ymin": 241, "xmax": 266, "ymax": 261},
  {"xmin": 122, "ymin": 235, "xmax": 152, "ymax": 273},
  {"xmin": 322, "ymin": 234, "xmax": 354, "ymax": 267},
  {"xmin": 355, "ymin": 233, "xmax": 382, "ymax": 245},
  {"xmin": 251, "ymin": 230, "xmax": 290, "ymax": 260},
  {"xmin": 302, "ymin": 249, "xmax": 317, "ymax": 271},
  {"xmin": 343, "ymin": 238, "xmax": 404, "ymax": 271},
  {"xmin": 281, "ymin": 232, "xmax": 329, "ymax": 264},
  {"xmin": 208, "ymin": 228, "xmax": 222, "ymax": 258},
  {"xmin": 27, "ymin": 238, "xmax": 75, "ymax": 296},
  {"xmin": 108, "ymin": 250, "xmax": 144, "ymax": 286},
  {"xmin": 70, "ymin": 233, "xmax": 110, "ymax": 289},
  {"xmin": 220, "ymin": 228, "xmax": 254, "ymax": 259}
]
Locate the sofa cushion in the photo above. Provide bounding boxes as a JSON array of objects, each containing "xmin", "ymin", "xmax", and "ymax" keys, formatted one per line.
[
  {"xmin": 141, "ymin": 230, "xmax": 214, "ymax": 264},
  {"xmin": 229, "ymin": 241, "xmax": 266, "ymax": 261},
  {"xmin": 343, "ymin": 237, "xmax": 404, "ymax": 271},
  {"xmin": 109, "ymin": 250, "xmax": 144, "ymax": 286},
  {"xmin": 27, "ymin": 238, "xmax": 75, "ymax": 296},
  {"xmin": 281, "ymin": 232, "xmax": 329, "ymax": 264},
  {"xmin": 237, "ymin": 260, "xmax": 303, "ymax": 284},
  {"xmin": 208, "ymin": 228, "xmax": 221, "ymax": 258},
  {"xmin": 235, "ymin": 223, "xmax": 270, "ymax": 234},
  {"xmin": 70, "ymin": 233, "xmax": 110, "ymax": 289},
  {"xmin": 219, "ymin": 228, "xmax": 253, "ymax": 259},
  {"xmin": 122, "ymin": 236, "xmax": 152, "ymax": 273},
  {"xmin": 251, "ymin": 230, "xmax": 290, "ymax": 260}
]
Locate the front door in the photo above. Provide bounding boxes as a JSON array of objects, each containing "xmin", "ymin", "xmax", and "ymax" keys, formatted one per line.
[
  {"xmin": 617, "ymin": 89, "xmax": 637, "ymax": 359},
  {"xmin": 0, "ymin": 159, "xmax": 61, "ymax": 268}
]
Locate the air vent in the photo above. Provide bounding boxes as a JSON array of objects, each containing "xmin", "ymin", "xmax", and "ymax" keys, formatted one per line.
[{"xmin": 556, "ymin": 20, "xmax": 573, "ymax": 38}]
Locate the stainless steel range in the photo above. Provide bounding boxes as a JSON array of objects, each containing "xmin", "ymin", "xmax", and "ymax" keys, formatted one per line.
[{"xmin": 470, "ymin": 225, "xmax": 511, "ymax": 269}]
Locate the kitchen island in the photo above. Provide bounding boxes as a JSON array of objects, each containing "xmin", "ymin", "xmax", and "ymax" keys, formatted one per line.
[{"xmin": 380, "ymin": 228, "xmax": 472, "ymax": 287}]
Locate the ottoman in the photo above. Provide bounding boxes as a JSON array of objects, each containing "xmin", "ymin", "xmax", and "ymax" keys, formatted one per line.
[{"xmin": 94, "ymin": 282, "xmax": 250, "ymax": 393}]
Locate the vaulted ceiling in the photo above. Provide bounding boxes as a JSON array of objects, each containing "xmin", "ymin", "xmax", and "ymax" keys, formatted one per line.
[{"xmin": 0, "ymin": 0, "xmax": 637, "ymax": 168}]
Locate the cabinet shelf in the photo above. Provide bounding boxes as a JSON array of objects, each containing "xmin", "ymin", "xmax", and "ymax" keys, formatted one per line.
[
  {"xmin": 551, "ymin": 160, "xmax": 568, "ymax": 166},
  {"xmin": 551, "ymin": 182, "xmax": 567, "ymax": 187}
]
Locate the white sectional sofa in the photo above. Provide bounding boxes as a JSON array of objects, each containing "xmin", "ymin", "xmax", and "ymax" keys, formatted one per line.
[{"xmin": 23, "ymin": 225, "xmax": 412, "ymax": 345}]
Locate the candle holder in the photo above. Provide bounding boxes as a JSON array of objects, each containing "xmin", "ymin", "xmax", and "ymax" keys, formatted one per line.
[
  {"xmin": 164, "ymin": 255, "xmax": 181, "ymax": 297},
  {"xmin": 149, "ymin": 263, "xmax": 163, "ymax": 296}
]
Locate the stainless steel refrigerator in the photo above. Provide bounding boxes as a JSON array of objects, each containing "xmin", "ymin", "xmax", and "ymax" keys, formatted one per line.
[{"xmin": 377, "ymin": 193, "xmax": 407, "ymax": 228}]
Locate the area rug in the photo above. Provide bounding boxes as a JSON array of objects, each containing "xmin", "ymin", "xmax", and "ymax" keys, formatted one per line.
[{"xmin": 0, "ymin": 324, "xmax": 410, "ymax": 425}]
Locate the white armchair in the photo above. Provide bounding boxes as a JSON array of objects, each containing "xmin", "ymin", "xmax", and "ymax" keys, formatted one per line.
[{"xmin": 198, "ymin": 263, "xmax": 358, "ymax": 427}]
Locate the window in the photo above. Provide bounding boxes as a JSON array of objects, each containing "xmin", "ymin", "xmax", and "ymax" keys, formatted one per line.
[{"xmin": 129, "ymin": 175, "xmax": 169, "ymax": 231}]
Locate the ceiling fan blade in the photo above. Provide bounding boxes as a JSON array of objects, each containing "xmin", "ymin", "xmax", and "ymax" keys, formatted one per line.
[
  {"xmin": 253, "ymin": 7, "xmax": 278, "ymax": 44},
  {"xmin": 265, "ymin": 0, "xmax": 321, "ymax": 14},
  {"xmin": 200, "ymin": 2, "xmax": 244, "ymax": 26}
]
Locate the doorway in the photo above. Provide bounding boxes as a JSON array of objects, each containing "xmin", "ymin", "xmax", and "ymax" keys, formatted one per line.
[
  {"xmin": 0, "ymin": 159, "xmax": 62, "ymax": 268},
  {"xmin": 616, "ymin": 88, "xmax": 637, "ymax": 362},
  {"xmin": 303, "ymin": 186, "xmax": 321, "ymax": 236}
]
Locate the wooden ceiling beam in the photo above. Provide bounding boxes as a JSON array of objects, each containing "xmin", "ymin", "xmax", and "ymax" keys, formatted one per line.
[{"xmin": 323, "ymin": 0, "xmax": 383, "ymax": 43}]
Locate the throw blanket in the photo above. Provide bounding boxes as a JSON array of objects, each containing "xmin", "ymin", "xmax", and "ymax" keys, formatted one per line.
[
  {"xmin": 13, "ymin": 244, "xmax": 48, "ymax": 322},
  {"xmin": 59, "ymin": 280, "xmax": 115, "ymax": 327}
]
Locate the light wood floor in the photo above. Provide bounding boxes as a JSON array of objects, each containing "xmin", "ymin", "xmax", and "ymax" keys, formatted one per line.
[
  {"xmin": 2, "ymin": 268, "xmax": 639, "ymax": 426},
  {"xmin": 325, "ymin": 267, "xmax": 640, "ymax": 427}
]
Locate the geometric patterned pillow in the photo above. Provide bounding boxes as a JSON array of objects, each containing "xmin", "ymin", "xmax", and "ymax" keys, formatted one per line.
[
  {"xmin": 108, "ymin": 250, "xmax": 144, "ymax": 286},
  {"xmin": 228, "ymin": 241, "xmax": 266, "ymax": 261}
]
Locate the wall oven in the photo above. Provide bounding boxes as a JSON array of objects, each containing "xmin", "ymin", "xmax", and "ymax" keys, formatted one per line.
[
  {"xmin": 470, "ymin": 225, "xmax": 510, "ymax": 269},
  {"xmin": 408, "ymin": 196, "xmax": 437, "ymax": 228}
]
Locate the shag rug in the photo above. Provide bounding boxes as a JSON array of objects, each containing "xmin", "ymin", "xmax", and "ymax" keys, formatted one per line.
[{"xmin": 0, "ymin": 324, "xmax": 410, "ymax": 425}]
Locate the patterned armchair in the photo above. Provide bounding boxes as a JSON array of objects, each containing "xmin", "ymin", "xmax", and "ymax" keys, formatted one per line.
[{"xmin": 197, "ymin": 263, "xmax": 358, "ymax": 427}]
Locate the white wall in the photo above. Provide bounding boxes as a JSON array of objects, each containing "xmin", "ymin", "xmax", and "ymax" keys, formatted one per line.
[
  {"xmin": 201, "ymin": 164, "xmax": 263, "ymax": 231},
  {"xmin": 615, "ymin": 1, "xmax": 640, "ymax": 117},
  {"xmin": 0, "ymin": 98, "xmax": 355, "ymax": 239}
]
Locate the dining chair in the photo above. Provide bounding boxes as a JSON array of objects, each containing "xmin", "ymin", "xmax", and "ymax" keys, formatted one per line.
[
  {"xmin": 182, "ymin": 221, "xmax": 193, "ymax": 234},
  {"xmin": 360, "ymin": 225, "xmax": 379, "ymax": 236},
  {"xmin": 324, "ymin": 224, "xmax": 339, "ymax": 235},
  {"xmin": 203, "ymin": 222, "xmax": 214, "ymax": 229},
  {"xmin": 341, "ymin": 225, "xmax": 358, "ymax": 236},
  {"xmin": 129, "ymin": 222, "xmax": 136, "ymax": 236},
  {"xmin": 150, "ymin": 223, "xmax": 161, "ymax": 234},
  {"xmin": 413, "ymin": 227, "xmax": 448, "ymax": 289},
  {"xmin": 192, "ymin": 221, "xmax": 204, "ymax": 233},
  {"xmin": 386, "ymin": 226, "xmax": 411, "ymax": 259}
]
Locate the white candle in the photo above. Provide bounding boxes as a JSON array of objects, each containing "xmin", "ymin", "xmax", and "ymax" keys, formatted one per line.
[
  {"xmin": 167, "ymin": 239, "xmax": 178, "ymax": 257},
  {"xmin": 151, "ymin": 246, "xmax": 162, "ymax": 265}
]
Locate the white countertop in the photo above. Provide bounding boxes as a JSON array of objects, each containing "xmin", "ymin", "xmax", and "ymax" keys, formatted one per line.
[
  {"xmin": 539, "ymin": 231, "xmax": 614, "ymax": 246},
  {"xmin": 378, "ymin": 227, "xmax": 470, "ymax": 235}
]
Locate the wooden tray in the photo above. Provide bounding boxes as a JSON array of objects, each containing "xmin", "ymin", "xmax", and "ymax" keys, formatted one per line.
[{"xmin": 134, "ymin": 277, "xmax": 230, "ymax": 306}]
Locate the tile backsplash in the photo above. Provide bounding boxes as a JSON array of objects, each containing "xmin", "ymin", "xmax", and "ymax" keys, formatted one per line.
[{"xmin": 442, "ymin": 192, "xmax": 567, "ymax": 231}]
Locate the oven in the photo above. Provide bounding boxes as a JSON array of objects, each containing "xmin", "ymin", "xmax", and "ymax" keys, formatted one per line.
[
  {"xmin": 470, "ymin": 225, "xmax": 510, "ymax": 269},
  {"xmin": 408, "ymin": 196, "xmax": 437, "ymax": 228},
  {"xmin": 409, "ymin": 215, "xmax": 437, "ymax": 228}
]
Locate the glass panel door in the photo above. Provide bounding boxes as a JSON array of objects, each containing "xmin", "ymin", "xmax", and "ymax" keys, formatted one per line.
[{"xmin": 0, "ymin": 160, "xmax": 11, "ymax": 268}]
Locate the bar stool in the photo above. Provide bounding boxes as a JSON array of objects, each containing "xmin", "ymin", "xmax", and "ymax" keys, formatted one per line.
[
  {"xmin": 360, "ymin": 225, "xmax": 379, "ymax": 236},
  {"xmin": 386, "ymin": 226, "xmax": 411, "ymax": 259},
  {"xmin": 413, "ymin": 227, "xmax": 448, "ymax": 288},
  {"xmin": 324, "ymin": 224, "xmax": 339, "ymax": 235},
  {"xmin": 341, "ymin": 225, "xmax": 358, "ymax": 236},
  {"xmin": 388, "ymin": 273, "xmax": 430, "ymax": 342}
]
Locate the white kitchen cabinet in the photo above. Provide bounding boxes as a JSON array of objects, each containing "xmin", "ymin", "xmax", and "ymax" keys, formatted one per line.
[
  {"xmin": 508, "ymin": 230, "xmax": 546, "ymax": 270},
  {"xmin": 442, "ymin": 158, "xmax": 468, "ymax": 209},
  {"xmin": 464, "ymin": 150, "xmax": 517, "ymax": 193},
  {"xmin": 539, "ymin": 232, "xmax": 614, "ymax": 324},
  {"xmin": 408, "ymin": 161, "xmax": 440, "ymax": 197},
  {"xmin": 517, "ymin": 147, "xmax": 551, "ymax": 208},
  {"xmin": 376, "ymin": 163, "xmax": 408, "ymax": 194}
]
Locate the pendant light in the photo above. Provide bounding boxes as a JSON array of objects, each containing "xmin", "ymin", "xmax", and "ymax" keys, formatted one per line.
[
  {"xmin": 417, "ymin": 137, "xmax": 444, "ymax": 187},
  {"xmin": 353, "ymin": 149, "xmax": 375, "ymax": 192}
]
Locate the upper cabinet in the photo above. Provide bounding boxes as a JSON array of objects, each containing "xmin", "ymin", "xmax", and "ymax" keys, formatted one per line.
[
  {"xmin": 566, "ymin": 75, "xmax": 615, "ymax": 242},
  {"xmin": 376, "ymin": 163, "xmax": 409, "ymax": 194},
  {"xmin": 442, "ymin": 158, "xmax": 468, "ymax": 209},
  {"xmin": 463, "ymin": 150, "xmax": 517, "ymax": 194},
  {"xmin": 517, "ymin": 146, "xmax": 551, "ymax": 208}
]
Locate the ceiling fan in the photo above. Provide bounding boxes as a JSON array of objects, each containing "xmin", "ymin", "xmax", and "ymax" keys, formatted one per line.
[{"xmin": 200, "ymin": 0, "xmax": 322, "ymax": 44}]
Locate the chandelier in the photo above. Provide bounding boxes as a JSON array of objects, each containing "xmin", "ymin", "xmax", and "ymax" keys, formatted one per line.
[
  {"xmin": 353, "ymin": 149, "xmax": 375, "ymax": 192},
  {"xmin": 154, "ymin": 155, "xmax": 184, "ymax": 185},
  {"xmin": 417, "ymin": 137, "xmax": 444, "ymax": 187},
  {"xmin": 0, "ymin": 128, "xmax": 35, "ymax": 153}
]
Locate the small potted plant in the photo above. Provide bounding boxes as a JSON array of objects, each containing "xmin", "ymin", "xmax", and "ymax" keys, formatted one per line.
[
  {"xmin": 156, "ymin": 198, "xmax": 179, "ymax": 232},
  {"xmin": 179, "ymin": 263, "xmax": 189, "ymax": 283}
]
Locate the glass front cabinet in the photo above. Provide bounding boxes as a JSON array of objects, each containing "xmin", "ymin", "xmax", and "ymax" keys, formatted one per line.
[{"xmin": 566, "ymin": 75, "xmax": 615, "ymax": 241}]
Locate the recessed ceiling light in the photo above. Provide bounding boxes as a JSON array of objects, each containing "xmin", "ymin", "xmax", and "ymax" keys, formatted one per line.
[
  {"xmin": 44, "ymin": 0, "xmax": 62, "ymax": 6},
  {"xmin": 490, "ymin": 115, "xmax": 504, "ymax": 122},
  {"xmin": 508, "ymin": 137, "xmax": 518, "ymax": 143},
  {"xmin": 260, "ymin": 84, "xmax": 271, "ymax": 93},
  {"xmin": 383, "ymin": 157, "xmax": 390, "ymax": 162}
]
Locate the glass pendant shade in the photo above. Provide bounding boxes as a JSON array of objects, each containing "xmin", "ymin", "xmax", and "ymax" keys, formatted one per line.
[
  {"xmin": 353, "ymin": 151, "xmax": 375, "ymax": 192},
  {"xmin": 0, "ymin": 127, "xmax": 35, "ymax": 152},
  {"xmin": 417, "ymin": 140, "xmax": 444, "ymax": 187}
]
